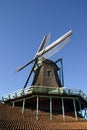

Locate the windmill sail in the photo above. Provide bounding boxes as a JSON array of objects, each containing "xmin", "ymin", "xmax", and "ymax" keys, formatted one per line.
[
  {"xmin": 36, "ymin": 33, "xmax": 50, "ymax": 56},
  {"xmin": 43, "ymin": 33, "xmax": 71, "ymax": 59},
  {"xmin": 36, "ymin": 30, "xmax": 72, "ymax": 59},
  {"xmin": 16, "ymin": 33, "xmax": 50, "ymax": 72}
]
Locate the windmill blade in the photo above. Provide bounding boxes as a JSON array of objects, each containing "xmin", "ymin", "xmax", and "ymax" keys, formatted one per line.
[
  {"xmin": 16, "ymin": 33, "xmax": 50, "ymax": 72},
  {"xmin": 36, "ymin": 30, "xmax": 72, "ymax": 59},
  {"xmin": 23, "ymin": 64, "xmax": 35, "ymax": 88},
  {"xmin": 43, "ymin": 33, "xmax": 50, "ymax": 49},
  {"xmin": 43, "ymin": 34, "xmax": 71, "ymax": 59},
  {"xmin": 35, "ymin": 33, "xmax": 50, "ymax": 56},
  {"xmin": 16, "ymin": 58, "xmax": 35, "ymax": 72}
]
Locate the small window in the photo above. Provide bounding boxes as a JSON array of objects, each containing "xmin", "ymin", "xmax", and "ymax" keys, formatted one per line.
[
  {"xmin": 38, "ymin": 83, "xmax": 40, "ymax": 86},
  {"xmin": 47, "ymin": 70, "xmax": 51, "ymax": 77}
]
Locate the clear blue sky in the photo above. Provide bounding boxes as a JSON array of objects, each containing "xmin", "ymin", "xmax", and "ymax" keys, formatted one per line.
[{"xmin": 0, "ymin": 0, "xmax": 87, "ymax": 99}]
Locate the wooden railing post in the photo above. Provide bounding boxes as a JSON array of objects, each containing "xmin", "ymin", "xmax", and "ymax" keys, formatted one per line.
[{"xmin": 36, "ymin": 96, "xmax": 39, "ymax": 120}]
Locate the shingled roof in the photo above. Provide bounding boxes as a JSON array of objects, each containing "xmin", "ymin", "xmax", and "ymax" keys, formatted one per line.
[{"xmin": 0, "ymin": 103, "xmax": 87, "ymax": 130}]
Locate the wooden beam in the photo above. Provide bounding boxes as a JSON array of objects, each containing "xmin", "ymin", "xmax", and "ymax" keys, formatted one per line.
[
  {"xmin": 50, "ymin": 96, "xmax": 52, "ymax": 120},
  {"xmin": 73, "ymin": 98, "xmax": 78, "ymax": 121},
  {"xmin": 12, "ymin": 102, "xmax": 14, "ymax": 108},
  {"xmin": 36, "ymin": 96, "xmax": 39, "ymax": 120},
  {"xmin": 78, "ymin": 100, "xmax": 82, "ymax": 115},
  {"xmin": 61, "ymin": 97, "xmax": 65, "ymax": 121},
  {"xmin": 22, "ymin": 99, "xmax": 25, "ymax": 114}
]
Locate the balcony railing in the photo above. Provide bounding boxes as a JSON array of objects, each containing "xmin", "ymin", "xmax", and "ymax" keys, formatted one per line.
[{"xmin": 2, "ymin": 86, "xmax": 87, "ymax": 102}]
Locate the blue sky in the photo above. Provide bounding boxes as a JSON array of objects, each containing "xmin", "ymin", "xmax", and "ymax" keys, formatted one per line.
[{"xmin": 0, "ymin": 0, "xmax": 87, "ymax": 99}]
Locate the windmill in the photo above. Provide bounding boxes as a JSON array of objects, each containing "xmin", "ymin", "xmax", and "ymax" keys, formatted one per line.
[
  {"xmin": 16, "ymin": 30, "xmax": 72, "ymax": 89},
  {"xmin": 2, "ymin": 29, "xmax": 87, "ymax": 128}
]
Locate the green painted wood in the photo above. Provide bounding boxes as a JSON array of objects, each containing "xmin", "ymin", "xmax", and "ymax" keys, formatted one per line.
[
  {"xmin": 50, "ymin": 97, "xmax": 52, "ymax": 120},
  {"xmin": 73, "ymin": 98, "xmax": 78, "ymax": 121},
  {"xmin": 36, "ymin": 96, "xmax": 39, "ymax": 120},
  {"xmin": 61, "ymin": 98, "xmax": 65, "ymax": 121},
  {"xmin": 22, "ymin": 99, "xmax": 25, "ymax": 114}
]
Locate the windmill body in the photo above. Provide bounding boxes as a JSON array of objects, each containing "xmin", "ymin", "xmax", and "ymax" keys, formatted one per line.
[{"xmin": 32, "ymin": 59, "xmax": 62, "ymax": 87}]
